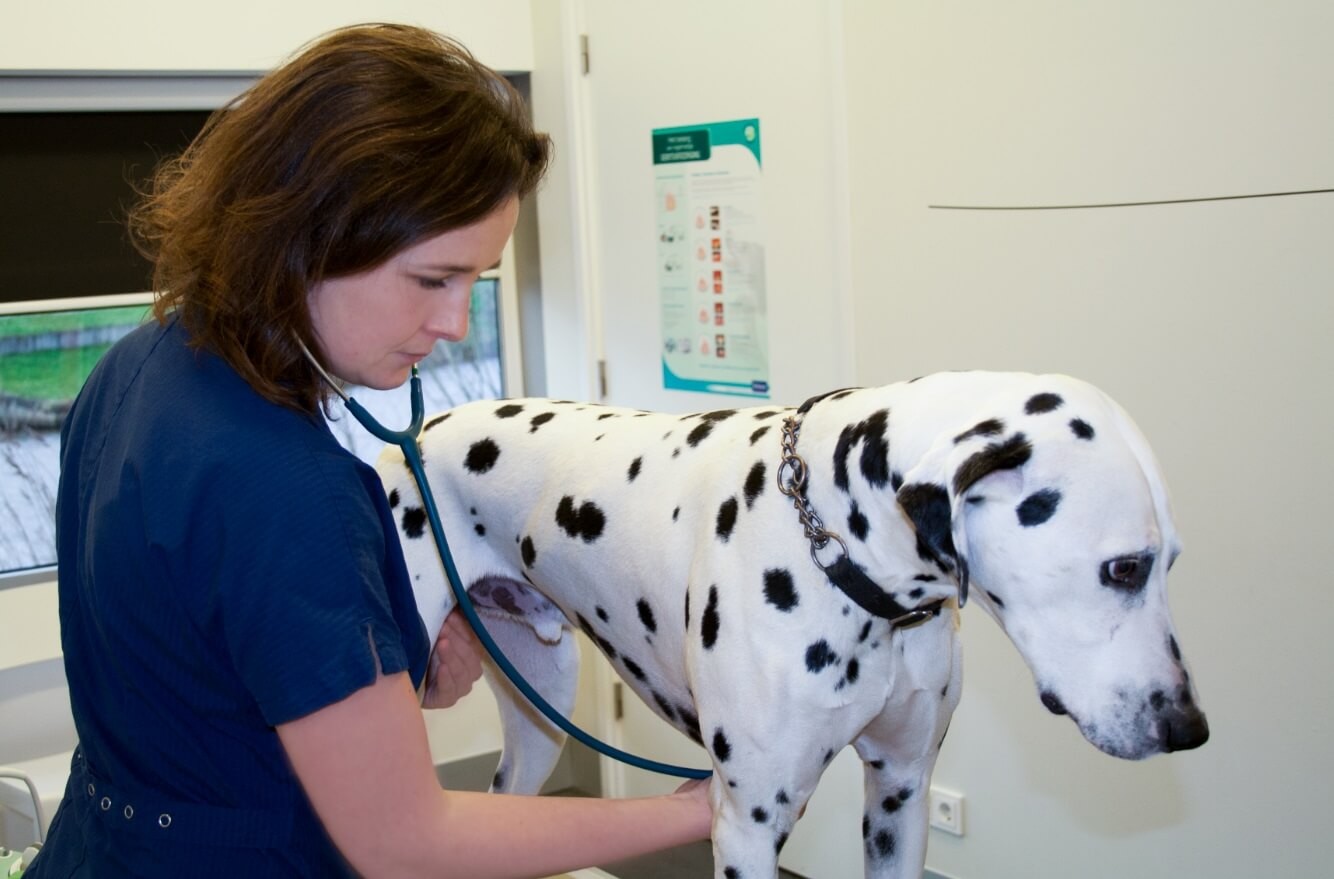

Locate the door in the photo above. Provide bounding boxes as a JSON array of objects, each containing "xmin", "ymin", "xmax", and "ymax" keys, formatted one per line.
[{"xmin": 573, "ymin": 4, "xmax": 862, "ymax": 871}]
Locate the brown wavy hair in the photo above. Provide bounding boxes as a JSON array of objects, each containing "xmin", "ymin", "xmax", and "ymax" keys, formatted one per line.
[{"xmin": 130, "ymin": 23, "xmax": 551, "ymax": 414}]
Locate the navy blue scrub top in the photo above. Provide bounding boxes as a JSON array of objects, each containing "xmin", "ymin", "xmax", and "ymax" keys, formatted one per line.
[{"xmin": 28, "ymin": 317, "xmax": 430, "ymax": 877}]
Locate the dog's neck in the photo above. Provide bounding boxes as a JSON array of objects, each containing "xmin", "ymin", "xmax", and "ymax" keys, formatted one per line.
[{"xmin": 785, "ymin": 373, "xmax": 1024, "ymax": 611}]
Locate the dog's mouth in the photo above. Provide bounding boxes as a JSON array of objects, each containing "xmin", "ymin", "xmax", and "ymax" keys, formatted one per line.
[{"xmin": 1040, "ymin": 686, "xmax": 1210, "ymax": 759}]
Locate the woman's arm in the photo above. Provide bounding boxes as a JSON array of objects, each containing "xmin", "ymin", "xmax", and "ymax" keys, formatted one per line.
[{"xmin": 277, "ymin": 670, "xmax": 713, "ymax": 879}]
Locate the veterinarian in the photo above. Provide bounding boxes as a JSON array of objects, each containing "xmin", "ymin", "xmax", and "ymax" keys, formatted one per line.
[{"xmin": 28, "ymin": 24, "xmax": 711, "ymax": 879}]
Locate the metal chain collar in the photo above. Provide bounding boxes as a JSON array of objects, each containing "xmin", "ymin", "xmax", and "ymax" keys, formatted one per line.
[{"xmin": 776, "ymin": 411, "xmax": 850, "ymax": 572}]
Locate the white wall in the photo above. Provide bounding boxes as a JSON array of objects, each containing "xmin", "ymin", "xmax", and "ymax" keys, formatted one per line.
[
  {"xmin": 1, "ymin": 0, "xmax": 532, "ymax": 72},
  {"xmin": 842, "ymin": 2, "xmax": 1334, "ymax": 876}
]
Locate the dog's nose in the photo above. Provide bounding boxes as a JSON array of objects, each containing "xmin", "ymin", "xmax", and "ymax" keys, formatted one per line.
[
  {"xmin": 1159, "ymin": 706, "xmax": 1210, "ymax": 752},
  {"xmin": 1039, "ymin": 690, "xmax": 1067, "ymax": 716}
]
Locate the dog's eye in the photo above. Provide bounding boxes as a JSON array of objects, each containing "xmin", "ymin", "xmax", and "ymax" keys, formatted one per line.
[
  {"xmin": 1099, "ymin": 553, "xmax": 1153, "ymax": 591},
  {"xmin": 1107, "ymin": 559, "xmax": 1138, "ymax": 581}
]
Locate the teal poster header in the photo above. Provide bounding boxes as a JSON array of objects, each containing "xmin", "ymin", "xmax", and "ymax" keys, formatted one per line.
[{"xmin": 652, "ymin": 118, "xmax": 761, "ymax": 168}]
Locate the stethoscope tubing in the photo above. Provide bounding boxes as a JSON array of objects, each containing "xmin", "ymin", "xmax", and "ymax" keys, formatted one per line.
[{"xmin": 344, "ymin": 366, "xmax": 710, "ymax": 781}]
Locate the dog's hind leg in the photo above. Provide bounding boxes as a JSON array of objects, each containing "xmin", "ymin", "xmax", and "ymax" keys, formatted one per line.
[{"xmin": 472, "ymin": 610, "xmax": 580, "ymax": 796}]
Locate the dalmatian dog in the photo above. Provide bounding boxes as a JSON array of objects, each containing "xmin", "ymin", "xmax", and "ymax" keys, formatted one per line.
[{"xmin": 376, "ymin": 370, "xmax": 1208, "ymax": 879}]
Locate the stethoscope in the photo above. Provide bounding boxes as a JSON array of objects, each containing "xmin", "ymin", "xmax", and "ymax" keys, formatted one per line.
[{"xmin": 297, "ymin": 339, "xmax": 710, "ymax": 780}]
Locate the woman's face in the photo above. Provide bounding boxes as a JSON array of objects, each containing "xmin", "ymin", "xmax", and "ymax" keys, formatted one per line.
[{"xmin": 307, "ymin": 197, "xmax": 520, "ymax": 390}]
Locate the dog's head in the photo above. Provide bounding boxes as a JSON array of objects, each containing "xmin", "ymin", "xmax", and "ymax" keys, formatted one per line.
[{"xmin": 896, "ymin": 375, "xmax": 1207, "ymax": 759}]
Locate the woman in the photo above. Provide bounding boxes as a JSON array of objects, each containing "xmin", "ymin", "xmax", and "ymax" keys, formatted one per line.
[{"xmin": 29, "ymin": 23, "xmax": 711, "ymax": 878}]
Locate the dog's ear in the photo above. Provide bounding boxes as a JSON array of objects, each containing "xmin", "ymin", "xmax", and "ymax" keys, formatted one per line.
[{"xmin": 897, "ymin": 429, "xmax": 1034, "ymax": 608}]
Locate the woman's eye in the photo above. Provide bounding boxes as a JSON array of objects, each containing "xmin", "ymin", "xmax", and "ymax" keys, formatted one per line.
[{"xmin": 417, "ymin": 276, "xmax": 450, "ymax": 290}]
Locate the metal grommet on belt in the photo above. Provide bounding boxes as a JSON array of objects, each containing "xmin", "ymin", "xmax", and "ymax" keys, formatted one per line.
[
  {"xmin": 158, "ymin": 813, "xmax": 172, "ymax": 829},
  {"xmin": 123, "ymin": 804, "xmax": 134, "ymax": 820},
  {"xmin": 100, "ymin": 796, "xmax": 111, "ymax": 811}
]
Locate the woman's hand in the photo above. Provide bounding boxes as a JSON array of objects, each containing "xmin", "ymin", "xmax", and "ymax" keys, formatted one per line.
[{"xmin": 421, "ymin": 610, "xmax": 484, "ymax": 709}]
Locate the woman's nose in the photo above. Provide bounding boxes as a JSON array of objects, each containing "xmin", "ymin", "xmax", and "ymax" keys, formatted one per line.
[{"xmin": 425, "ymin": 297, "xmax": 470, "ymax": 342}]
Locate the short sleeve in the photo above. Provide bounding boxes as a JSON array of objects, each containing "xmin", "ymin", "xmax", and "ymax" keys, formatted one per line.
[{"xmin": 208, "ymin": 436, "xmax": 425, "ymax": 726}]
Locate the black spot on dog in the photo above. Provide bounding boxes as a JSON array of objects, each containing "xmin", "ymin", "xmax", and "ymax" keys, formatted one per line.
[
  {"xmin": 775, "ymin": 832, "xmax": 789, "ymax": 854},
  {"xmin": 913, "ymin": 574, "xmax": 938, "ymax": 582},
  {"xmin": 713, "ymin": 728, "xmax": 732, "ymax": 762},
  {"xmin": 776, "ymin": 789, "xmax": 791, "ymax": 804},
  {"xmin": 495, "ymin": 403, "xmax": 524, "ymax": 418},
  {"xmin": 890, "ymin": 471, "xmax": 904, "ymax": 491},
  {"xmin": 597, "ymin": 412, "xmax": 616, "ymax": 421},
  {"xmin": 702, "ymin": 586, "xmax": 721, "ymax": 649},
  {"xmin": 520, "ymin": 536, "xmax": 536, "ymax": 566},
  {"xmin": 750, "ymin": 425, "xmax": 771, "ymax": 445},
  {"xmin": 743, "ymin": 461, "xmax": 766, "ymax": 509},
  {"xmin": 909, "ymin": 588, "xmax": 924, "ymax": 600},
  {"xmin": 716, "ymin": 496, "xmax": 739, "ymax": 541},
  {"xmin": 882, "ymin": 794, "xmax": 902, "ymax": 813},
  {"xmin": 424, "ymin": 412, "xmax": 452, "ymax": 432},
  {"xmin": 986, "ymin": 590, "xmax": 1006, "ymax": 608},
  {"xmin": 845, "ymin": 658, "xmax": 860, "ymax": 684},
  {"xmin": 869, "ymin": 760, "xmax": 885, "ymax": 770},
  {"xmin": 752, "ymin": 807, "xmax": 769, "ymax": 824},
  {"xmin": 402, "ymin": 507, "xmax": 426, "ymax": 539},
  {"xmin": 954, "ymin": 418, "xmax": 1005, "ymax": 444},
  {"xmin": 652, "ymin": 692, "xmax": 678, "ymax": 721},
  {"xmin": 806, "ymin": 640, "xmax": 839, "ymax": 673},
  {"xmin": 724, "ymin": 868, "xmax": 740, "ymax": 879},
  {"xmin": 848, "ymin": 502, "xmax": 870, "ymax": 541},
  {"xmin": 763, "ymin": 569, "xmax": 798, "ymax": 611},
  {"xmin": 862, "ymin": 815, "xmax": 870, "ymax": 838},
  {"xmin": 637, "ymin": 598, "xmax": 657, "ymax": 633},
  {"xmin": 627, "ymin": 456, "xmax": 643, "ymax": 482},
  {"xmin": 873, "ymin": 829, "xmax": 895, "ymax": 858},
  {"xmin": 1070, "ymin": 418, "xmax": 1095, "ymax": 440},
  {"xmin": 834, "ymin": 424, "xmax": 857, "ymax": 491},
  {"xmin": 678, "ymin": 705, "xmax": 702, "ymax": 743},
  {"xmin": 1025, "ymin": 393, "xmax": 1063, "ymax": 414},
  {"xmin": 1017, "ymin": 488, "xmax": 1062, "ymax": 526},
  {"xmin": 858, "ymin": 620, "xmax": 872, "ymax": 643},
  {"xmin": 596, "ymin": 606, "xmax": 609, "ymax": 622},
  {"xmin": 1150, "ymin": 689, "xmax": 1166, "ymax": 711},
  {"xmin": 623, "ymin": 656, "xmax": 646, "ymax": 681},
  {"xmin": 703, "ymin": 409, "xmax": 737, "ymax": 423},
  {"xmin": 464, "ymin": 439, "xmax": 501, "ymax": 474},
  {"xmin": 953, "ymin": 433, "xmax": 1032, "ymax": 496},
  {"xmin": 474, "ymin": 523, "xmax": 486, "ymax": 536},
  {"xmin": 672, "ymin": 506, "xmax": 680, "ymax": 521},
  {"xmin": 387, "ymin": 489, "xmax": 400, "ymax": 508},
  {"xmin": 684, "ymin": 592, "xmax": 691, "ymax": 629},
  {"xmin": 556, "ymin": 496, "xmax": 606, "ymax": 542},
  {"xmin": 529, "ymin": 412, "xmax": 555, "ymax": 433},
  {"xmin": 687, "ymin": 421, "xmax": 715, "ymax": 447},
  {"xmin": 859, "ymin": 410, "xmax": 891, "ymax": 488}
]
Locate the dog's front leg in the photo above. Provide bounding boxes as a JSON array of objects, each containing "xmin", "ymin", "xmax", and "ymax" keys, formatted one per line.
[
  {"xmin": 852, "ymin": 629, "xmax": 962, "ymax": 878},
  {"xmin": 707, "ymin": 753, "xmax": 819, "ymax": 879}
]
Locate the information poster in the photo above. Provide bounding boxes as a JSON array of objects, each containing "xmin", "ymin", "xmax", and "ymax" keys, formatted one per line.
[{"xmin": 653, "ymin": 118, "xmax": 769, "ymax": 398}]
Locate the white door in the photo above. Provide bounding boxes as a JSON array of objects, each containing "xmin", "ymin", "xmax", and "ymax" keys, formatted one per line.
[{"xmin": 572, "ymin": 2, "xmax": 864, "ymax": 871}]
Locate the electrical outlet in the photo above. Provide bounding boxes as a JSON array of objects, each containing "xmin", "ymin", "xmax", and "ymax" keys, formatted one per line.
[{"xmin": 928, "ymin": 787, "xmax": 965, "ymax": 836}]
